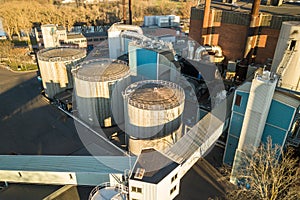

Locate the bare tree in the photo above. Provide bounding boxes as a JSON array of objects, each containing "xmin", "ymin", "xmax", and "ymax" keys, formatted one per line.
[{"xmin": 220, "ymin": 137, "xmax": 300, "ymax": 200}]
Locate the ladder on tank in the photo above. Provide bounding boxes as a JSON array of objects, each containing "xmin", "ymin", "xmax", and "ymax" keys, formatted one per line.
[{"xmin": 276, "ymin": 48, "xmax": 295, "ymax": 87}]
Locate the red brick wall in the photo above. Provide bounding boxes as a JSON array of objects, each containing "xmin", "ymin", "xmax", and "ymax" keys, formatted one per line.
[
  {"xmin": 255, "ymin": 28, "xmax": 280, "ymax": 64},
  {"xmin": 190, "ymin": 13, "xmax": 282, "ymax": 64},
  {"xmin": 189, "ymin": 19, "xmax": 202, "ymax": 44},
  {"xmin": 216, "ymin": 23, "xmax": 248, "ymax": 62}
]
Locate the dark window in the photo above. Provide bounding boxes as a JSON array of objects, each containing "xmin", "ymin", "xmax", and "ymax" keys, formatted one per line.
[
  {"xmin": 170, "ymin": 185, "xmax": 177, "ymax": 195},
  {"xmin": 132, "ymin": 186, "xmax": 142, "ymax": 193},
  {"xmin": 235, "ymin": 94, "xmax": 242, "ymax": 106},
  {"xmin": 131, "ymin": 186, "xmax": 136, "ymax": 192},
  {"xmin": 171, "ymin": 174, "xmax": 178, "ymax": 183},
  {"xmin": 289, "ymin": 40, "xmax": 296, "ymax": 51}
]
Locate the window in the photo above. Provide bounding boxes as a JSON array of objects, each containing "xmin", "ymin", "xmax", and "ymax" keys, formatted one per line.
[
  {"xmin": 134, "ymin": 168, "xmax": 145, "ymax": 179},
  {"xmin": 235, "ymin": 94, "xmax": 242, "ymax": 106},
  {"xmin": 171, "ymin": 173, "xmax": 178, "ymax": 183},
  {"xmin": 170, "ymin": 185, "xmax": 177, "ymax": 195},
  {"xmin": 131, "ymin": 186, "xmax": 142, "ymax": 193},
  {"xmin": 131, "ymin": 186, "xmax": 137, "ymax": 192},
  {"xmin": 289, "ymin": 40, "xmax": 297, "ymax": 51},
  {"xmin": 137, "ymin": 187, "xmax": 142, "ymax": 193}
]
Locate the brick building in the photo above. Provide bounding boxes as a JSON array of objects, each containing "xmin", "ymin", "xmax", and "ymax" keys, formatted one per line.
[{"xmin": 189, "ymin": 2, "xmax": 300, "ymax": 64}]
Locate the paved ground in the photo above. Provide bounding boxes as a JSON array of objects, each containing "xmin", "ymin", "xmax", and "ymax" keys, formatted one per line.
[
  {"xmin": 175, "ymin": 146, "xmax": 228, "ymax": 200},
  {"xmin": 0, "ymin": 67, "xmax": 228, "ymax": 199},
  {"xmin": 0, "ymin": 67, "xmax": 123, "ymax": 156}
]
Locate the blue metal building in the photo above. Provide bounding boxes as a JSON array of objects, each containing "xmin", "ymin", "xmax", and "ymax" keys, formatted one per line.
[
  {"xmin": 128, "ymin": 41, "xmax": 180, "ymax": 81},
  {"xmin": 224, "ymin": 82, "xmax": 300, "ymax": 166}
]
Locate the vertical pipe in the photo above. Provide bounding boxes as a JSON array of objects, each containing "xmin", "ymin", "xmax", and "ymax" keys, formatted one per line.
[
  {"xmin": 207, "ymin": 9, "xmax": 215, "ymax": 46},
  {"xmin": 129, "ymin": 0, "xmax": 132, "ymax": 25},
  {"xmin": 243, "ymin": 0, "xmax": 261, "ymax": 63},
  {"xmin": 202, "ymin": 0, "xmax": 211, "ymax": 45},
  {"xmin": 122, "ymin": 0, "xmax": 127, "ymax": 24}
]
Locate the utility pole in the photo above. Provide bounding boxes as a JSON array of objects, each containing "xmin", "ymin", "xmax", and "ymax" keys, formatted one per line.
[
  {"xmin": 202, "ymin": 0, "xmax": 211, "ymax": 45},
  {"xmin": 122, "ymin": 0, "xmax": 127, "ymax": 24},
  {"xmin": 243, "ymin": 0, "xmax": 261, "ymax": 64},
  {"xmin": 129, "ymin": 0, "xmax": 132, "ymax": 25}
]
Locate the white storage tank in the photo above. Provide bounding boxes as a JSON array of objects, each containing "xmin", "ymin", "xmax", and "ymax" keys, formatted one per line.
[
  {"xmin": 271, "ymin": 21, "xmax": 300, "ymax": 92},
  {"xmin": 123, "ymin": 80, "xmax": 185, "ymax": 155},
  {"xmin": 37, "ymin": 47, "xmax": 86, "ymax": 98},
  {"xmin": 72, "ymin": 59, "xmax": 130, "ymax": 127}
]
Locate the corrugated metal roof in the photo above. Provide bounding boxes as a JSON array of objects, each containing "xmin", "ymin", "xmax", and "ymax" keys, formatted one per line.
[{"xmin": 0, "ymin": 155, "xmax": 136, "ymax": 173}]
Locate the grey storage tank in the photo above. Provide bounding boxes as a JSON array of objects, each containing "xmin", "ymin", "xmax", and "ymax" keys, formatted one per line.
[
  {"xmin": 37, "ymin": 47, "xmax": 86, "ymax": 98},
  {"xmin": 123, "ymin": 80, "xmax": 185, "ymax": 155},
  {"xmin": 72, "ymin": 59, "xmax": 130, "ymax": 127}
]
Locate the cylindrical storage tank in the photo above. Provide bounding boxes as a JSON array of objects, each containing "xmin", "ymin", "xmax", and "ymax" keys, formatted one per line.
[
  {"xmin": 72, "ymin": 59, "xmax": 130, "ymax": 127},
  {"xmin": 123, "ymin": 80, "xmax": 185, "ymax": 155},
  {"xmin": 271, "ymin": 21, "xmax": 300, "ymax": 93},
  {"xmin": 235, "ymin": 63, "xmax": 248, "ymax": 82},
  {"xmin": 37, "ymin": 47, "xmax": 86, "ymax": 99}
]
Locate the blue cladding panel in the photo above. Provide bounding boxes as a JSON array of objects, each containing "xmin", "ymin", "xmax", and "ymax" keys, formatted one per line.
[
  {"xmin": 262, "ymin": 124, "xmax": 287, "ymax": 147},
  {"xmin": 229, "ymin": 113, "xmax": 244, "ymax": 138},
  {"xmin": 124, "ymin": 38, "xmax": 130, "ymax": 53},
  {"xmin": 232, "ymin": 91, "xmax": 249, "ymax": 114},
  {"xmin": 137, "ymin": 49, "xmax": 157, "ymax": 80},
  {"xmin": 224, "ymin": 135, "xmax": 239, "ymax": 166},
  {"xmin": 199, "ymin": 109, "xmax": 208, "ymax": 120},
  {"xmin": 266, "ymin": 100, "xmax": 295, "ymax": 130}
]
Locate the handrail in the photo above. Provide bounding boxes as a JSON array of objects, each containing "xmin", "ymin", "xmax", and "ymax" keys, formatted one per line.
[{"xmin": 88, "ymin": 182, "xmax": 128, "ymax": 200}]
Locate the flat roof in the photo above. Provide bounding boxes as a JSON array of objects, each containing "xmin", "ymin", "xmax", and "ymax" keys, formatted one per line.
[
  {"xmin": 130, "ymin": 148, "xmax": 179, "ymax": 184},
  {"xmin": 73, "ymin": 59, "xmax": 130, "ymax": 81},
  {"xmin": 0, "ymin": 155, "xmax": 136, "ymax": 173},
  {"xmin": 273, "ymin": 91, "xmax": 300, "ymax": 108},
  {"xmin": 235, "ymin": 81, "xmax": 300, "ymax": 107},
  {"xmin": 67, "ymin": 34, "xmax": 86, "ymax": 40},
  {"xmin": 236, "ymin": 81, "xmax": 251, "ymax": 93},
  {"xmin": 37, "ymin": 47, "xmax": 86, "ymax": 61},
  {"xmin": 124, "ymin": 80, "xmax": 185, "ymax": 110},
  {"xmin": 198, "ymin": 2, "xmax": 300, "ymax": 16}
]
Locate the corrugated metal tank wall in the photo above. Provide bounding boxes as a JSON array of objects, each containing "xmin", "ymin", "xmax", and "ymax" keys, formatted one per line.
[
  {"xmin": 237, "ymin": 72, "xmax": 277, "ymax": 151},
  {"xmin": 72, "ymin": 59, "xmax": 130, "ymax": 127},
  {"xmin": 123, "ymin": 80, "xmax": 185, "ymax": 155},
  {"xmin": 37, "ymin": 47, "xmax": 86, "ymax": 99},
  {"xmin": 271, "ymin": 21, "xmax": 300, "ymax": 92}
]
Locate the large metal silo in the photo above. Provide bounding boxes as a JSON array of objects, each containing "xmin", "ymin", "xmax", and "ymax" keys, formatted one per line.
[
  {"xmin": 37, "ymin": 47, "xmax": 86, "ymax": 98},
  {"xmin": 271, "ymin": 21, "xmax": 300, "ymax": 93},
  {"xmin": 72, "ymin": 59, "xmax": 130, "ymax": 127},
  {"xmin": 123, "ymin": 80, "xmax": 185, "ymax": 155}
]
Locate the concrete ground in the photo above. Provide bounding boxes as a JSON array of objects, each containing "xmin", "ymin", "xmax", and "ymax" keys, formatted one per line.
[{"xmin": 175, "ymin": 145, "xmax": 228, "ymax": 200}]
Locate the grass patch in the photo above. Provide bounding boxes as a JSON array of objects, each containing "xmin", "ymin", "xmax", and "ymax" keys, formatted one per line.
[{"xmin": 4, "ymin": 61, "xmax": 37, "ymax": 71}]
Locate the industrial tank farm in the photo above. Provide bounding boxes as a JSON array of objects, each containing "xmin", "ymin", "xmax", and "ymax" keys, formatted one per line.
[
  {"xmin": 72, "ymin": 59, "xmax": 130, "ymax": 127},
  {"xmin": 37, "ymin": 47, "xmax": 86, "ymax": 98},
  {"xmin": 123, "ymin": 80, "xmax": 185, "ymax": 155}
]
